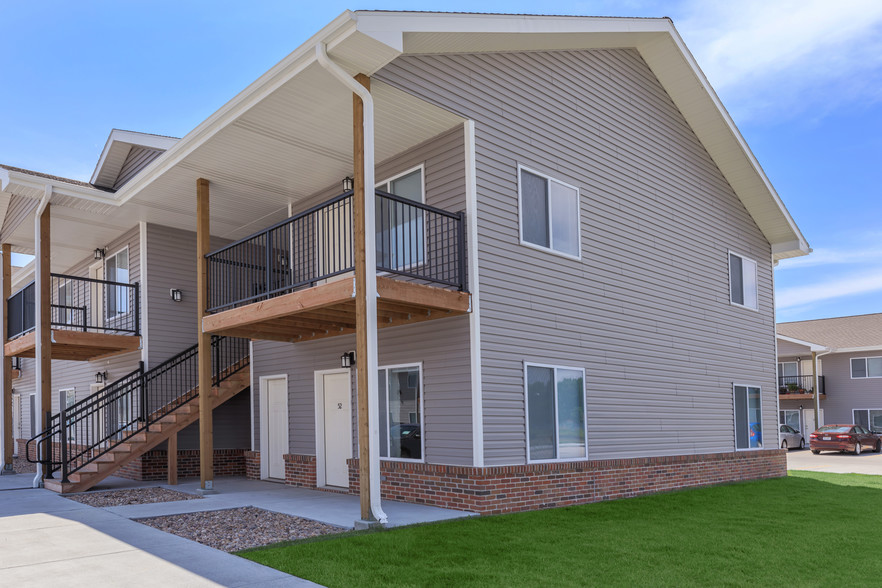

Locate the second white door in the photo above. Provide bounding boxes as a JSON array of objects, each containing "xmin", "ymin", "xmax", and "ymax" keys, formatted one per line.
[
  {"xmin": 266, "ymin": 378, "xmax": 288, "ymax": 480},
  {"xmin": 322, "ymin": 372, "xmax": 352, "ymax": 488}
]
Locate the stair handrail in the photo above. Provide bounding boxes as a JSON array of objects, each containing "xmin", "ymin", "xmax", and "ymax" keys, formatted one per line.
[{"xmin": 26, "ymin": 335, "xmax": 249, "ymax": 483}]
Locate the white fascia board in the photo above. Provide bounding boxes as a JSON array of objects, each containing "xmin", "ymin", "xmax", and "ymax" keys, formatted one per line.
[
  {"xmin": 113, "ymin": 11, "xmax": 362, "ymax": 207},
  {"xmin": 637, "ymin": 26, "xmax": 810, "ymax": 259},
  {"xmin": 776, "ymin": 334, "xmax": 828, "ymax": 353},
  {"xmin": 1, "ymin": 168, "xmax": 119, "ymax": 206},
  {"xmin": 830, "ymin": 346, "xmax": 882, "ymax": 354},
  {"xmin": 90, "ymin": 129, "xmax": 179, "ymax": 186}
]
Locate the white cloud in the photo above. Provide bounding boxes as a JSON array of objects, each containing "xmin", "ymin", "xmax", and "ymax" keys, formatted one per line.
[
  {"xmin": 776, "ymin": 269, "xmax": 882, "ymax": 308},
  {"xmin": 675, "ymin": 0, "xmax": 882, "ymax": 120}
]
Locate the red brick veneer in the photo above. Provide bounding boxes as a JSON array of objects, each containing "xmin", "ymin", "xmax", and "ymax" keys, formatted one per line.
[
  {"xmin": 245, "ymin": 451, "xmax": 261, "ymax": 479},
  {"xmin": 114, "ymin": 449, "xmax": 246, "ymax": 481},
  {"xmin": 346, "ymin": 450, "xmax": 786, "ymax": 514},
  {"xmin": 283, "ymin": 454, "xmax": 317, "ymax": 488}
]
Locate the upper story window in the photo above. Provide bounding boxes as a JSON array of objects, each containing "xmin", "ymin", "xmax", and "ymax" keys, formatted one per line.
[
  {"xmin": 525, "ymin": 363, "xmax": 587, "ymax": 461},
  {"xmin": 734, "ymin": 384, "xmax": 763, "ymax": 449},
  {"xmin": 518, "ymin": 166, "xmax": 581, "ymax": 259},
  {"xmin": 851, "ymin": 357, "xmax": 882, "ymax": 379},
  {"xmin": 105, "ymin": 247, "xmax": 130, "ymax": 317},
  {"xmin": 376, "ymin": 166, "xmax": 425, "ymax": 270},
  {"xmin": 777, "ymin": 362, "xmax": 798, "ymax": 378},
  {"xmin": 729, "ymin": 252, "xmax": 758, "ymax": 310}
]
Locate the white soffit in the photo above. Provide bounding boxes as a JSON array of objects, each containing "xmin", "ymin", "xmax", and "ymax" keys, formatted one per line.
[{"xmin": 91, "ymin": 129, "xmax": 179, "ymax": 189}]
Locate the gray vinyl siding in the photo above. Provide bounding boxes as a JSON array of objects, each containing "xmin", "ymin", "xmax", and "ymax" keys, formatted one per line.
[
  {"xmin": 113, "ymin": 147, "xmax": 164, "ymax": 190},
  {"xmin": 377, "ymin": 48, "xmax": 777, "ymax": 464},
  {"xmin": 815, "ymin": 352, "xmax": 882, "ymax": 425},
  {"xmin": 12, "ymin": 359, "xmax": 35, "ymax": 438},
  {"xmin": 144, "ymin": 224, "xmax": 230, "ymax": 367},
  {"xmin": 252, "ymin": 315, "xmax": 472, "ymax": 465}
]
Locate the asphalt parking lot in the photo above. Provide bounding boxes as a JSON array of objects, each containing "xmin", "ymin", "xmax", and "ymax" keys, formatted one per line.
[{"xmin": 787, "ymin": 447, "xmax": 882, "ymax": 475}]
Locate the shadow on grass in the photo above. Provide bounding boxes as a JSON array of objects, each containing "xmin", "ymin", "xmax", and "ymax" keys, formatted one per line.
[{"xmin": 240, "ymin": 473, "xmax": 882, "ymax": 587}]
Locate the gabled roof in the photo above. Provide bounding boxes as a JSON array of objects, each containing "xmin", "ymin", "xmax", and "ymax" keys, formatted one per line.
[
  {"xmin": 777, "ymin": 313, "xmax": 882, "ymax": 352},
  {"xmin": 108, "ymin": 10, "xmax": 808, "ymax": 260},
  {"xmin": 90, "ymin": 129, "xmax": 179, "ymax": 190}
]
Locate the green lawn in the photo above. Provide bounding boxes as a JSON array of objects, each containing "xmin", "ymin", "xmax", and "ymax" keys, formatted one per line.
[{"xmin": 240, "ymin": 471, "xmax": 882, "ymax": 587}]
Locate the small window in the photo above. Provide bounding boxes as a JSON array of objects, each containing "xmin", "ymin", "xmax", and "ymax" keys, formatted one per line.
[
  {"xmin": 729, "ymin": 252, "xmax": 758, "ymax": 309},
  {"xmin": 105, "ymin": 248, "xmax": 130, "ymax": 317},
  {"xmin": 518, "ymin": 167, "xmax": 581, "ymax": 258},
  {"xmin": 853, "ymin": 409, "xmax": 882, "ymax": 433},
  {"xmin": 779, "ymin": 409, "xmax": 800, "ymax": 432},
  {"xmin": 851, "ymin": 357, "xmax": 882, "ymax": 379},
  {"xmin": 734, "ymin": 385, "xmax": 763, "ymax": 449},
  {"xmin": 525, "ymin": 363, "xmax": 587, "ymax": 461},
  {"xmin": 378, "ymin": 364, "xmax": 422, "ymax": 460}
]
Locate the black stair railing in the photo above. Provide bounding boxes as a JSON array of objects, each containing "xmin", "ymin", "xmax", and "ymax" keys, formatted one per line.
[
  {"xmin": 27, "ymin": 336, "xmax": 248, "ymax": 483},
  {"xmin": 205, "ymin": 190, "xmax": 466, "ymax": 313}
]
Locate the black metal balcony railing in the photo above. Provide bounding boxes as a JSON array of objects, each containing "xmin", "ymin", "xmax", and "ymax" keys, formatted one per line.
[
  {"xmin": 778, "ymin": 375, "xmax": 825, "ymax": 396},
  {"xmin": 27, "ymin": 336, "xmax": 248, "ymax": 482},
  {"xmin": 7, "ymin": 274, "xmax": 140, "ymax": 340},
  {"xmin": 205, "ymin": 190, "xmax": 466, "ymax": 313}
]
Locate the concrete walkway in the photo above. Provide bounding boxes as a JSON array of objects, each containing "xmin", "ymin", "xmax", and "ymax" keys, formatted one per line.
[
  {"xmin": 787, "ymin": 447, "xmax": 882, "ymax": 475},
  {"xmin": 0, "ymin": 476, "xmax": 473, "ymax": 587}
]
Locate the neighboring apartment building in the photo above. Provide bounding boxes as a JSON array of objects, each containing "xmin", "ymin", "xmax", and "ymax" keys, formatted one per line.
[
  {"xmin": 777, "ymin": 313, "xmax": 882, "ymax": 440},
  {"xmin": 0, "ymin": 11, "xmax": 809, "ymax": 518}
]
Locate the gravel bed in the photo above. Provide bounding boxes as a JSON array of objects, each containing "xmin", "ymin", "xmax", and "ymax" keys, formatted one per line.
[
  {"xmin": 12, "ymin": 456, "xmax": 36, "ymax": 473},
  {"xmin": 137, "ymin": 506, "xmax": 346, "ymax": 552},
  {"xmin": 65, "ymin": 487, "xmax": 202, "ymax": 507}
]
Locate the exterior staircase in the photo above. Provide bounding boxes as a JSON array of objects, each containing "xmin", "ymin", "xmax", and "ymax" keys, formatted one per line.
[{"xmin": 29, "ymin": 336, "xmax": 249, "ymax": 494}]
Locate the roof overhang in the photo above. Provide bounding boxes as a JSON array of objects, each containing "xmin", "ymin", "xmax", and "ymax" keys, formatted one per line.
[
  {"xmin": 776, "ymin": 334, "xmax": 828, "ymax": 353},
  {"xmin": 90, "ymin": 129, "xmax": 179, "ymax": 189}
]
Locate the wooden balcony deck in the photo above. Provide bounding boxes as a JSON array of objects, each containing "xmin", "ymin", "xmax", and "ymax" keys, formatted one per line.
[
  {"xmin": 4, "ymin": 330, "xmax": 142, "ymax": 361},
  {"xmin": 202, "ymin": 276, "xmax": 470, "ymax": 342}
]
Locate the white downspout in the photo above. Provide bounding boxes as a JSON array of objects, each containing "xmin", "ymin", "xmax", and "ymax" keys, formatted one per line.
[
  {"xmin": 315, "ymin": 42, "xmax": 386, "ymax": 524},
  {"xmin": 33, "ymin": 188, "xmax": 51, "ymax": 488}
]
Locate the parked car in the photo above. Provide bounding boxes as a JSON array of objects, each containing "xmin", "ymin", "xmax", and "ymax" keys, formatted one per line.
[
  {"xmin": 809, "ymin": 424, "xmax": 882, "ymax": 455},
  {"xmin": 749, "ymin": 422, "xmax": 762, "ymax": 447},
  {"xmin": 779, "ymin": 424, "xmax": 804, "ymax": 450}
]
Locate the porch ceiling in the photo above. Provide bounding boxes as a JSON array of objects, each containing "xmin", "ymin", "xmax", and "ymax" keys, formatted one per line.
[{"xmin": 4, "ymin": 330, "xmax": 141, "ymax": 361}]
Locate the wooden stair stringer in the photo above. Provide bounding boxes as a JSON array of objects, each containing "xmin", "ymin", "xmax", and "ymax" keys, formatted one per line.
[{"xmin": 45, "ymin": 371, "xmax": 249, "ymax": 494}]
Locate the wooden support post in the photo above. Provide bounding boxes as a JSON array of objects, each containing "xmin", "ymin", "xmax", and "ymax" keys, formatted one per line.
[
  {"xmin": 353, "ymin": 73, "xmax": 372, "ymax": 522},
  {"xmin": 167, "ymin": 432, "xmax": 178, "ymax": 485},
  {"xmin": 196, "ymin": 178, "xmax": 214, "ymax": 492},
  {"xmin": 1, "ymin": 244, "xmax": 12, "ymax": 473},
  {"xmin": 37, "ymin": 204, "xmax": 51, "ymax": 479}
]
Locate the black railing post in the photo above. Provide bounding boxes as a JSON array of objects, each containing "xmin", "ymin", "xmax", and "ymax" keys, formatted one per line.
[
  {"xmin": 456, "ymin": 210, "xmax": 467, "ymax": 291},
  {"xmin": 265, "ymin": 232, "xmax": 272, "ymax": 302},
  {"xmin": 212, "ymin": 337, "xmax": 220, "ymax": 385},
  {"xmin": 81, "ymin": 305, "xmax": 87, "ymax": 332},
  {"xmin": 60, "ymin": 408, "xmax": 70, "ymax": 484},
  {"xmin": 43, "ymin": 410, "xmax": 54, "ymax": 480},
  {"xmin": 139, "ymin": 361, "xmax": 147, "ymax": 423},
  {"xmin": 134, "ymin": 282, "xmax": 141, "ymax": 335}
]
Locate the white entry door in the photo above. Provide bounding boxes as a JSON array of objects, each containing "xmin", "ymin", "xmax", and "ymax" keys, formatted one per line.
[
  {"xmin": 802, "ymin": 409, "xmax": 825, "ymax": 441},
  {"xmin": 265, "ymin": 378, "xmax": 288, "ymax": 480},
  {"xmin": 322, "ymin": 372, "xmax": 352, "ymax": 488}
]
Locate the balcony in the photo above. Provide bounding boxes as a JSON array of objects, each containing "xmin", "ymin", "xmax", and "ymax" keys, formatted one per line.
[
  {"xmin": 778, "ymin": 375, "xmax": 825, "ymax": 399},
  {"xmin": 202, "ymin": 190, "xmax": 470, "ymax": 342},
  {"xmin": 5, "ymin": 274, "xmax": 141, "ymax": 361}
]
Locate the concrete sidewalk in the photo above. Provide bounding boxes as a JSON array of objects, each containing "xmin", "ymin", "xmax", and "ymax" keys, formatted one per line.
[
  {"xmin": 787, "ymin": 447, "xmax": 882, "ymax": 475},
  {"xmin": 0, "ymin": 476, "xmax": 472, "ymax": 587}
]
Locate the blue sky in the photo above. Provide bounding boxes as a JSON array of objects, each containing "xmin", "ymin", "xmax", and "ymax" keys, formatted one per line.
[{"xmin": 1, "ymin": 0, "xmax": 879, "ymax": 322}]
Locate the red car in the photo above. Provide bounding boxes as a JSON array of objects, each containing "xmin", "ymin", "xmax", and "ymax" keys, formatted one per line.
[{"xmin": 809, "ymin": 424, "xmax": 882, "ymax": 455}]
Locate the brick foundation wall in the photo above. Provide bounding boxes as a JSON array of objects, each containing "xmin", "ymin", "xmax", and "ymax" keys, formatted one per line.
[
  {"xmin": 114, "ymin": 449, "xmax": 246, "ymax": 481},
  {"xmin": 346, "ymin": 450, "xmax": 786, "ymax": 515},
  {"xmin": 284, "ymin": 454, "xmax": 317, "ymax": 488},
  {"xmin": 245, "ymin": 451, "xmax": 261, "ymax": 480}
]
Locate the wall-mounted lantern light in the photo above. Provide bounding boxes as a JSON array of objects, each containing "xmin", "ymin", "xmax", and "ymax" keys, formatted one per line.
[
  {"xmin": 170, "ymin": 288, "xmax": 183, "ymax": 302},
  {"xmin": 94, "ymin": 248, "xmax": 106, "ymax": 260},
  {"xmin": 342, "ymin": 177, "xmax": 354, "ymax": 192},
  {"xmin": 95, "ymin": 371, "xmax": 107, "ymax": 384},
  {"xmin": 341, "ymin": 351, "xmax": 355, "ymax": 369}
]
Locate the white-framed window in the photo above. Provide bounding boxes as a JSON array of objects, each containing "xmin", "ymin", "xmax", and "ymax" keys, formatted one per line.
[
  {"xmin": 518, "ymin": 166, "xmax": 581, "ymax": 259},
  {"xmin": 525, "ymin": 363, "xmax": 587, "ymax": 462},
  {"xmin": 56, "ymin": 279, "xmax": 76, "ymax": 327},
  {"xmin": 728, "ymin": 251, "xmax": 758, "ymax": 310},
  {"xmin": 734, "ymin": 384, "xmax": 763, "ymax": 449},
  {"xmin": 779, "ymin": 409, "xmax": 800, "ymax": 432},
  {"xmin": 60, "ymin": 388, "xmax": 76, "ymax": 441},
  {"xmin": 12, "ymin": 393, "xmax": 21, "ymax": 443},
  {"xmin": 777, "ymin": 362, "xmax": 798, "ymax": 378},
  {"xmin": 378, "ymin": 363, "xmax": 423, "ymax": 461},
  {"xmin": 105, "ymin": 247, "xmax": 130, "ymax": 318},
  {"xmin": 29, "ymin": 393, "xmax": 36, "ymax": 438},
  {"xmin": 851, "ymin": 357, "xmax": 882, "ymax": 379},
  {"xmin": 853, "ymin": 409, "xmax": 882, "ymax": 433},
  {"xmin": 376, "ymin": 165, "xmax": 425, "ymax": 270}
]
